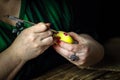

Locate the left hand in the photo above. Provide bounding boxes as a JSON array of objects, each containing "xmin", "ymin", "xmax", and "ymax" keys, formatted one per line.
[{"xmin": 53, "ymin": 32, "xmax": 104, "ymax": 67}]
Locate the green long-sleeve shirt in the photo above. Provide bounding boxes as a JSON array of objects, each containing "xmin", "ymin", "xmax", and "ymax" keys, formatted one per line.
[{"xmin": 0, "ymin": 0, "xmax": 98, "ymax": 79}]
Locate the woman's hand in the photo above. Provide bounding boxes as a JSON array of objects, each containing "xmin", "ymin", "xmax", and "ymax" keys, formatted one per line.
[
  {"xmin": 53, "ymin": 32, "xmax": 104, "ymax": 67},
  {"xmin": 8, "ymin": 22, "xmax": 53, "ymax": 62}
]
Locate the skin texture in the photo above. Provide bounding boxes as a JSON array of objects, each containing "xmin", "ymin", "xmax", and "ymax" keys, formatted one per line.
[
  {"xmin": 9, "ymin": 23, "xmax": 53, "ymax": 61},
  {"xmin": 0, "ymin": 22, "xmax": 53, "ymax": 79},
  {"xmin": 53, "ymin": 32, "xmax": 104, "ymax": 67},
  {"xmin": 0, "ymin": 0, "xmax": 21, "ymax": 26},
  {"xmin": 0, "ymin": 0, "xmax": 104, "ymax": 79}
]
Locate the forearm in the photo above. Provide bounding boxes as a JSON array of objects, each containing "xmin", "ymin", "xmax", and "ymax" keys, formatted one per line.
[
  {"xmin": 7, "ymin": 60, "xmax": 25, "ymax": 80},
  {"xmin": 0, "ymin": 48, "xmax": 25, "ymax": 80}
]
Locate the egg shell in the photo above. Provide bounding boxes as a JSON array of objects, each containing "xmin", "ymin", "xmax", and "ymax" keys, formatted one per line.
[{"xmin": 54, "ymin": 31, "xmax": 74, "ymax": 44}]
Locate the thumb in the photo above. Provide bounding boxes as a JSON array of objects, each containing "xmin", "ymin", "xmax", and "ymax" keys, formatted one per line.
[
  {"xmin": 68, "ymin": 32, "xmax": 80, "ymax": 42},
  {"xmin": 45, "ymin": 23, "xmax": 51, "ymax": 29}
]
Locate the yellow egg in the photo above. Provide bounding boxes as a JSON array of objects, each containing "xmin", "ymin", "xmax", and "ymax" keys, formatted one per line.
[{"xmin": 54, "ymin": 31, "xmax": 74, "ymax": 44}]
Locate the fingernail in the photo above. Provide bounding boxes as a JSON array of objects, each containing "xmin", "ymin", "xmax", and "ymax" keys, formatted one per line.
[{"xmin": 45, "ymin": 23, "xmax": 51, "ymax": 29}]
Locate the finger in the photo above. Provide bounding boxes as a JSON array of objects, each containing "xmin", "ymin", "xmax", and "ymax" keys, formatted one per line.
[
  {"xmin": 30, "ymin": 22, "xmax": 48, "ymax": 33},
  {"xmin": 68, "ymin": 32, "xmax": 80, "ymax": 41},
  {"xmin": 38, "ymin": 30, "xmax": 53, "ymax": 40},
  {"xmin": 39, "ymin": 45, "xmax": 50, "ymax": 54},
  {"xmin": 53, "ymin": 44, "xmax": 89, "ymax": 65},
  {"xmin": 59, "ymin": 41, "xmax": 84, "ymax": 52},
  {"xmin": 41, "ymin": 36, "xmax": 53, "ymax": 45},
  {"xmin": 45, "ymin": 23, "xmax": 51, "ymax": 29},
  {"xmin": 53, "ymin": 45, "xmax": 85, "ymax": 64},
  {"xmin": 53, "ymin": 44, "xmax": 72, "ymax": 57},
  {"xmin": 69, "ymin": 32, "xmax": 88, "ymax": 44}
]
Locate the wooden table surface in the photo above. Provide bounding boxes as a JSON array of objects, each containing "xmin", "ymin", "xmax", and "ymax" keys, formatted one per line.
[
  {"xmin": 33, "ymin": 53, "xmax": 120, "ymax": 80},
  {"xmin": 33, "ymin": 63, "xmax": 120, "ymax": 80}
]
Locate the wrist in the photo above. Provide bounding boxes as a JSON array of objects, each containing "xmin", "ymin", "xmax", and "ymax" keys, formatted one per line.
[{"xmin": 6, "ymin": 47, "xmax": 26, "ymax": 64}]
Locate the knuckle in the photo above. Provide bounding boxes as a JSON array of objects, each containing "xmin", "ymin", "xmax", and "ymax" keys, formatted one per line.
[
  {"xmin": 68, "ymin": 46, "xmax": 77, "ymax": 52},
  {"xmin": 33, "ymin": 43, "xmax": 39, "ymax": 48},
  {"xmin": 22, "ymin": 28, "xmax": 33, "ymax": 35},
  {"xmin": 48, "ymin": 31, "xmax": 52, "ymax": 36},
  {"xmin": 39, "ymin": 23, "xmax": 47, "ymax": 30},
  {"xmin": 69, "ymin": 32, "xmax": 74, "ymax": 34},
  {"xmin": 48, "ymin": 36, "xmax": 53, "ymax": 42},
  {"xmin": 76, "ymin": 60, "xmax": 86, "ymax": 66},
  {"xmin": 84, "ymin": 46, "xmax": 89, "ymax": 53},
  {"xmin": 79, "ymin": 61, "xmax": 86, "ymax": 66},
  {"xmin": 69, "ymin": 46, "xmax": 74, "ymax": 51},
  {"xmin": 29, "ymin": 33, "xmax": 36, "ymax": 41},
  {"xmin": 46, "ymin": 36, "xmax": 53, "ymax": 45}
]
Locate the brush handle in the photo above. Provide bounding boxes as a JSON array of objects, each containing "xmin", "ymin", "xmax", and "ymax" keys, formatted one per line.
[{"xmin": 6, "ymin": 15, "xmax": 58, "ymax": 33}]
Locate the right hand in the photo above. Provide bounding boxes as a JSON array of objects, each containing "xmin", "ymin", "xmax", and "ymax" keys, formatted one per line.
[{"xmin": 8, "ymin": 22, "xmax": 53, "ymax": 62}]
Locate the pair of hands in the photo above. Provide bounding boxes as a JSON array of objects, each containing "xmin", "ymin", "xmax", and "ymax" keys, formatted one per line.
[{"xmin": 9, "ymin": 22, "xmax": 104, "ymax": 66}]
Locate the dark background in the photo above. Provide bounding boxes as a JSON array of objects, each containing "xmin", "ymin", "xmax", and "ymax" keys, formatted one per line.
[
  {"xmin": 97, "ymin": 0, "xmax": 119, "ymax": 43},
  {"xmin": 70, "ymin": 0, "xmax": 119, "ymax": 44}
]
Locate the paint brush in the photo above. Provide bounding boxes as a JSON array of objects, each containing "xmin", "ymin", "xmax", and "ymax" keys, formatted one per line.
[{"xmin": 5, "ymin": 15, "xmax": 58, "ymax": 33}]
